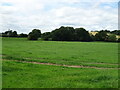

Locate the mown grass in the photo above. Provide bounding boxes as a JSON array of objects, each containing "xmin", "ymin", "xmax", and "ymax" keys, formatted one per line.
[
  {"xmin": 2, "ymin": 37, "xmax": 119, "ymax": 88},
  {"xmin": 2, "ymin": 60, "xmax": 118, "ymax": 88}
]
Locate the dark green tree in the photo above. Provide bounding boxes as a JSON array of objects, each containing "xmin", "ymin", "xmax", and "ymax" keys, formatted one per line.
[
  {"xmin": 89, "ymin": 34, "xmax": 96, "ymax": 41},
  {"xmin": 105, "ymin": 34, "xmax": 117, "ymax": 42},
  {"xmin": 41, "ymin": 32, "xmax": 52, "ymax": 41},
  {"xmin": 12, "ymin": 31, "xmax": 18, "ymax": 37},
  {"xmin": 28, "ymin": 29, "xmax": 41, "ymax": 40},
  {"xmin": 1, "ymin": 33, "xmax": 7, "ymax": 37},
  {"xmin": 111, "ymin": 30, "xmax": 120, "ymax": 35},
  {"xmin": 95, "ymin": 31, "xmax": 108, "ymax": 41},
  {"xmin": 117, "ymin": 38, "xmax": 120, "ymax": 42},
  {"xmin": 5, "ymin": 30, "xmax": 13, "ymax": 37},
  {"xmin": 52, "ymin": 26, "xmax": 74, "ymax": 41},
  {"xmin": 74, "ymin": 28, "xmax": 92, "ymax": 41},
  {"xmin": 32, "ymin": 29, "xmax": 41, "ymax": 37},
  {"xmin": 19, "ymin": 33, "xmax": 28, "ymax": 37},
  {"xmin": 4, "ymin": 30, "xmax": 18, "ymax": 37}
]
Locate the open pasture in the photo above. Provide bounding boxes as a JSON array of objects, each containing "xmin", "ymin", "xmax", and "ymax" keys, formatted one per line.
[{"xmin": 2, "ymin": 37, "xmax": 119, "ymax": 88}]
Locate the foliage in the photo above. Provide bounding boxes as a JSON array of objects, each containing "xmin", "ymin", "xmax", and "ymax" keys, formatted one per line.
[
  {"xmin": 52, "ymin": 26, "xmax": 74, "ymax": 41},
  {"xmin": 117, "ymin": 38, "xmax": 120, "ymax": 42},
  {"xmin": 95, "ymin": 31, "xmax": 108, "ymax": 41},
  {"xmin": 103, "ymin": 30, "xmax": 111, "ymax": 33},
  {"xmin": 19, "ymin": 33, "xmax": 28, "ymax": 37},
  {"xmin": 28, "ymin": 29, "xmax": 41, "ymax": 40},
  {"xmin": 111, "ymin": 30, "xmax": 120, "ymax": 35},
  {"xmin": 90, "ymin": 34, "xmax": 96, "ymax": 41},
  {"xmin": 51, "ymin": 26, "xmax": 92, "ymax": 41},
  {"xmin": 2, "ymin": 30, "xmax": 18, "ymax": 37},
  {"xmin": 1, "ymin": 28, "xmax": 120, "ymax": 42},
  {"xmin": 12, "ymin": 31, "xmax": 18, "ymax": 37},
  {"xmin": 105, "ymin": 34, "xmax": 117, "ymax": 42},
  {"xmin": 41, "ymin": 32, "xmax": 52, "ymax": 40},
  {"xmin": 74, "ymin": 28, "xmax": 92, "ymax": 41}
]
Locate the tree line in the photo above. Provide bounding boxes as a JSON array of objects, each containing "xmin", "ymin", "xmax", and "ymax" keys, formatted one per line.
[
  {"xmin": 1, "ymin": 26, "xmax": 120, "ymax": 42},
  {"xmin": 1, "ymin": 30, "xmax": 28, "ymax": 37}
]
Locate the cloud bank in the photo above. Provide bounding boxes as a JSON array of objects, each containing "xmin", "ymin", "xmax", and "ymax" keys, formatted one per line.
[{"xmin": 0, "ymin": 0, "xmax": 118, "ymax": 33}]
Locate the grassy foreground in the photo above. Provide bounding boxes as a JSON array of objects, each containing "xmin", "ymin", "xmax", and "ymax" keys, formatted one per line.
[
  {"xmin": 2, "ymin": 37, "xmax": 119, "ymax": 88},
  {"xmin": 3, "ymin": 60, "xmax": 118, "ymax": 88}
]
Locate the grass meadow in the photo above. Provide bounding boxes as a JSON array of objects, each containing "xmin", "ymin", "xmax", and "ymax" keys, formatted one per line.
[{"xmin": 2, "ymin": 37, "xmax": 119, "ymax": 88}]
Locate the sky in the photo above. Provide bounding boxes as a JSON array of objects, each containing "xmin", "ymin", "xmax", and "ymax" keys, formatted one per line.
[{"xmin": 0, "ymin": 0, "xmax": 119, "ymax": 34}]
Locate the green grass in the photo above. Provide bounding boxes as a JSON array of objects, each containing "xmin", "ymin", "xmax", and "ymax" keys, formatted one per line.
[
  {"xmin": 2, "ymin": 60, "xmax": 118, "ymax": 88},
  {"xmin": 2, "ymin": 37, "xmax": 118, "ymax": 64},
  {"xmin": 2, "ymin": 37, "xmax": 119, "ymax": 88}
]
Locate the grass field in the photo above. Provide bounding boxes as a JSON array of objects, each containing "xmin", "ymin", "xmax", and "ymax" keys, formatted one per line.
[{"xmin": 2, "ymin": 37, "xmax": 119, "ymax": 88}]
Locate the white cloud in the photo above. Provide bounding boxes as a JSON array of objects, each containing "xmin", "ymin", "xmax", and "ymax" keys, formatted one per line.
[{"xmin": 0, "ymin": 0, "xmax": 118, "ymax": 33}]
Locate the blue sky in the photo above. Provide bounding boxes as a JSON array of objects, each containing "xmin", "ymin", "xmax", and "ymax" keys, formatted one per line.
[
  {"xmin": 0, "ymin": 0, "xmax": 119, "ymax": 34},
  {"xmin": 1, "ymin": 3, "xmax": 13, "ymax": 6}
]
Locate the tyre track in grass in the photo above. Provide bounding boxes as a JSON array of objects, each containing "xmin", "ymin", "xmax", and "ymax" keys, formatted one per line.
[
  {"xmin": 2, "ymin": 59, "xmax": 119, "ymax": 69},
  {"xmin": 2, "ymin": 55, "xmax": 119, "ymax": 65},
  {"xmin": 24, "ymin": 57, "xmax": 119, "ymax": 65}
]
